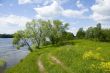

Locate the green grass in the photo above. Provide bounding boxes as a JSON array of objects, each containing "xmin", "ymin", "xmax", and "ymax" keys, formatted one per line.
[
  {"xmin": 5, "ymin": 40, "xmax": 110, "ymax": 73},
  {"xmin": 0, "ymin": 59, "xmax": 5, "ymax": 67}
]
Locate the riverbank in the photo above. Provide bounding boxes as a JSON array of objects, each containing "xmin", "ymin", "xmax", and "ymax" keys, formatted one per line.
[
  {"xmin": 5, "ymin": 40, "xmax": 110, "ymax": 73},
  {"xmin": 0, "ymin": 60, "xmax": 6, "ymax": 73}
]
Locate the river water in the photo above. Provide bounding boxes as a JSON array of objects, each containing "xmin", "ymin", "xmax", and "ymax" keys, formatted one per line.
[{"xmin": 0, "ymin": 38, "xmax": 29, "ymax": 68}]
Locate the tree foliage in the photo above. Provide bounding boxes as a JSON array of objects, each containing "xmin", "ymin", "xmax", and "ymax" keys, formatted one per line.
[
  {"xmin": 76, "ymin": 23, "xmax": 110, "ymax": 42},
  {"xmin": 13, "ymin": 30, "xmax": 32, "ymax": 52},
  {"xmin": 76, "ymin": 28, "xmax": 85, "ymax": 39},
  {"xmin": 13, "ymin": 19, "xmax": 73, "ymax": 51}
]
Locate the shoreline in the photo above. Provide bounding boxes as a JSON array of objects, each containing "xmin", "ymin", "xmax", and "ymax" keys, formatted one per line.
[{"xmin": 0, "ymin": 60, "xmax": 6, "ymax": 73}]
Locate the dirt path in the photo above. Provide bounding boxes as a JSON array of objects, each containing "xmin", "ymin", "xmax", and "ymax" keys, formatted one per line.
[
  {"xmin": 50, "ymin": 56, "xmax": 63, "ymax": 65},
  {"xmin": 49, "ymin": 55, "xmax": 74, "ymax": 73},
  {"xmin": 37, "ymin": 56, "xmax": 47, "ymax": 73}
]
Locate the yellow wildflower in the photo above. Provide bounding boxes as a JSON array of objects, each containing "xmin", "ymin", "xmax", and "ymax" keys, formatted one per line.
[
  {"xmin": 100, "ymin": 62, "xmax": 110, "ymax": 71},
  {"xmin": 96, "ymin": 47, "xmax": 102, "ymax": 51},
  {"xmin": 83, "ymin": 50, "xmax": 104, "ymax": 61}
]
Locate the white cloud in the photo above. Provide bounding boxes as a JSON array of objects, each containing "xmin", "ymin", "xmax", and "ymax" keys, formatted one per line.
[
  {"xmin": 18, "ymin": 0, "xmax": 53, "ymax": 5},
  {"xmin": 18, "ymin": 0, "xmax": 67, "ymax": 5},
  {"xmin": 63, "ymin": 9, "xmax": 82, "ymax": 17},
  {"xmin": 0, "ymin": 15, "xmax": 31, "ymax": 26},
  {"xmin": 34, "ymin": 1, "xmax": 88, "ymax": 19},
  {"xmin": 34, "ymin": 1, "xmax": 63, "ymax": 19},
  {"xmin": 91, "ymin": 0, "xmax": 110, "ymax": 23},
  {"xmin": 0, "ymin": 15, "xmax": 31, "ymax": 33},
  {"xmin": 19, "ymin": 0, "xmax": 88, "ymax": 19},
  {"xmin": 62, "ymin": 9, "xmax": 88, "ymax": 18},
  {"xmin": 76, "ymin": 0, "xmax": 84, "ymax": 9},
  {"xmin": 18, "ymin": 0, "xmax": 32, "ymax": 4}
]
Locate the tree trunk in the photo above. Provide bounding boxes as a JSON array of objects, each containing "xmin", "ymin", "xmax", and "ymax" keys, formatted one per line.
[{"xmin": 24, "ymin": 38, "xmax": 33, "ymax": 52}]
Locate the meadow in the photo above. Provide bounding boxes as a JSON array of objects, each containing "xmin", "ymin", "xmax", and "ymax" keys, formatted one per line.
[{"xmin": 5, "ymin": 40, "xmax": 110, "ymax": 73}]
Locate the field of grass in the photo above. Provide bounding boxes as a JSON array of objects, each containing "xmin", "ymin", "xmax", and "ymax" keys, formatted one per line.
[{"xmin": 5, "ymin": 40, "xmax": 110, "ymax": 73}]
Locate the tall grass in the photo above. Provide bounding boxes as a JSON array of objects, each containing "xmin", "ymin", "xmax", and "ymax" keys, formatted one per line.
[{"xmin": 53, "ymin": 40, "xmax": 110, "ymax": 73}]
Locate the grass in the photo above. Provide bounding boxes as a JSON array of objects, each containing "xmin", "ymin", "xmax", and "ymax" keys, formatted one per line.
[
  {"xmin": 5, "ymin": 39, "xmax": 110, "ymax": 73},
  {"xmin": 0, "ymin": 59, "xmax": 5, "ymax": 67}
]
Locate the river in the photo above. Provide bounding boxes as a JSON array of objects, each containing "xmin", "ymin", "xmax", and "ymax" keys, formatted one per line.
[{"xmin": 0, "ymin": 38, "xmax": 29, "ymax": 68}]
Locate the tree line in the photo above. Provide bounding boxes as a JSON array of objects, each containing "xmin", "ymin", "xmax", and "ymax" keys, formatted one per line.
[
  {"xmin": 13, "ymin": 19, "xmax": 110, "ymax": 52},
  {"xmin": 13, "ymin": 19, "xmax": 74, "ymax": 52},
  {"xmin": 0, "ymin": 34, "xmax": 13, "ymax": 38},
  {"xmin": 76, "ymin": 23, "xmax": 110, "ymax": 42}
]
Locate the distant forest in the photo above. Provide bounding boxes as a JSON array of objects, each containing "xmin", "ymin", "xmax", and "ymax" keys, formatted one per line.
[
  {"xmin": 0, "ymin": 34, "xmax": 13, "ymax": 38},
  {"xmin": 76, "ymin": 23, "xmax": 110, "ymax": 42}
]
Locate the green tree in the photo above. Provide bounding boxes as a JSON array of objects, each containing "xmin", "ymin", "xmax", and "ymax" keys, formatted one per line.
[
  {"xmin": 62, "ymin": 31, "xmax": 74, "ymax": 41},
  {"xmin": 76, "ymin": 28, "xmax": 85, "ymax": 39},
  {"xmin": 13, "ymin": 19, "xmax": 70, "ymax": 51},
  {"xmin": 100, "ymin": 29, "xmax": 110, "ymax": 41},
  {"xmin": 85, "ymin": 23, "xmax": 102, "ymax": 41},
  {"xmin": 25, "ymin": 19, "xmax": 48, "ymax": 49},
  {"xmin": 47, "ymin": 20, "xmax": 69, "ymax": 44},
  {"xmin": 13, "ymin": 31, "xmax": 33, "ymax": 52},
  {"xmin": 94, "ymin": 23, "xmax": 102, "ymax": 41},
  {"xmin": 85, "ymin": 27, "xmax": 94, "ymax": 39}
]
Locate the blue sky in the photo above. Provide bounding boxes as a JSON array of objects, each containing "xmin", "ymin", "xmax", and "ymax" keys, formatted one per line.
[{"xmin": 0, "ymin": 0, "xmax": 110, "ymax": 34}]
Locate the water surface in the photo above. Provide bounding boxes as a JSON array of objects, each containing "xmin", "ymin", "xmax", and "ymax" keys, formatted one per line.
[{"xmin": 0, "ymin": 38, "xmax": 29, "ymax": 68}]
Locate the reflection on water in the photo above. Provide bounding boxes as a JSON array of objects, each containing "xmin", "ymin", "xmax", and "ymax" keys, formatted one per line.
[{"xmin": 0, "ymin": 38, "xmax": 29, "ymax": 68}]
